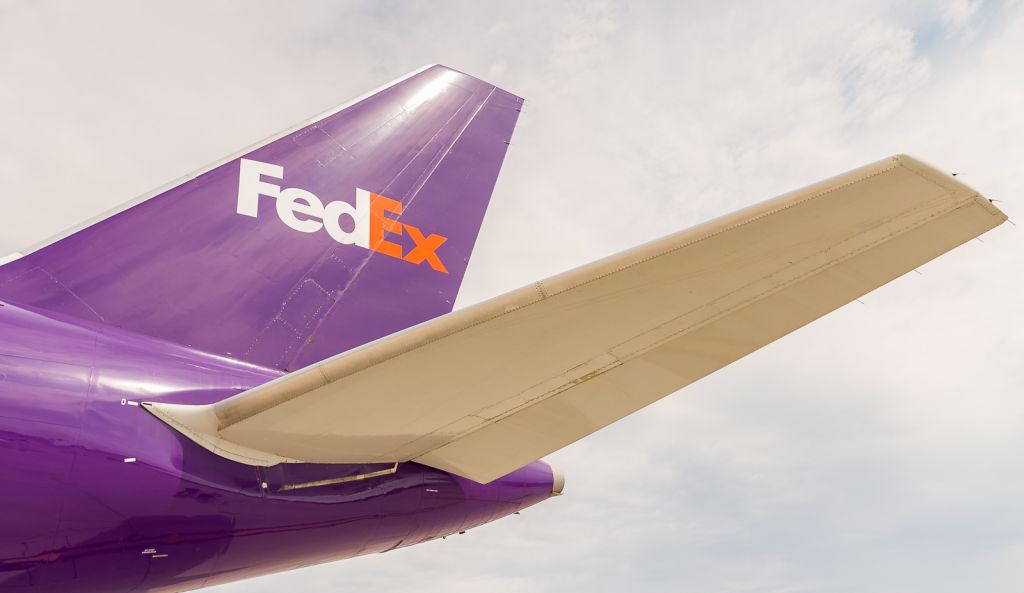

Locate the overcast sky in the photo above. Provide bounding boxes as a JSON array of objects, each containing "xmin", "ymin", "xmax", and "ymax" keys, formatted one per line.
[{"xmin": 1, "ymin": 1, "xmax": 1023, "ymax": 592}]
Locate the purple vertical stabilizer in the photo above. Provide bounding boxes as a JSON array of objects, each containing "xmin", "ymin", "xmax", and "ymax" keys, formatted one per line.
[{"xmin": 0, "ymin": 65, "xmax": 522, "ymax": 371}]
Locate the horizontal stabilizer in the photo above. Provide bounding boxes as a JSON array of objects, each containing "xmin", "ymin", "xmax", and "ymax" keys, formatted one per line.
[{"xmin": 146, "ymin": 155, "xmax": 1006, "ymax": 483}]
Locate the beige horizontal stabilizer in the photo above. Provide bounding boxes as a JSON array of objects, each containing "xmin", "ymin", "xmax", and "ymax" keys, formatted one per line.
[{"xmin": 146, "ymin": 155, "xmax": 1006, "ymax": 483}]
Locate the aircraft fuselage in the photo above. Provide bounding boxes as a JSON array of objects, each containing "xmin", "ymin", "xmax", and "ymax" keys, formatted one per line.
[{"xmin": 0, "ymin": 301, "xmax": 556, "ymax": 592}]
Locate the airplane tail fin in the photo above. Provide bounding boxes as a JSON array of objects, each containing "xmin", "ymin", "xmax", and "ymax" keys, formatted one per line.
[{"xmin": 0, "ymin": 65, "xmax": 522, "ymax": 371}]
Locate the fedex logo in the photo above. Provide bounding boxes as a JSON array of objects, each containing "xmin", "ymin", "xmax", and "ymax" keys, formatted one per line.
[{"xmin": 236, "ymin": 159, "xmax": 448, "ymax": 273}]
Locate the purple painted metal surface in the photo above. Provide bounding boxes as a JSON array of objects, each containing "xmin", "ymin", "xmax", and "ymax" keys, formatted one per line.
[
  {"xmin": 0, "ymin": 66, "xmax": 555, "ymax": 593},
  {"xmin": 0, "ymin": 301, "xmax": 556, "ymax": 592},
  {"xmin": 0, "ymin": 65, "xmax": 523, "ymax": 372}
]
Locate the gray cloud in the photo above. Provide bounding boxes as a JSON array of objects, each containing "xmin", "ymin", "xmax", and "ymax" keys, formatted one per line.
[{"xmin": 1, "ymin": 1, "xmax": 1021, "ymax": 591}]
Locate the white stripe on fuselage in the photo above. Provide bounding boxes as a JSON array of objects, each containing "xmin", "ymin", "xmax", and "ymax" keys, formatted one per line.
[{"xmin": 0, "ymin": 252, "xmax": 23, "ymax": 266}]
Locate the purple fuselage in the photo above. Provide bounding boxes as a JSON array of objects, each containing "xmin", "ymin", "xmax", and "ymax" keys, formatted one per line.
[{"xmin": 0, "ymin": 300, "xmax": 556, "ymax": 592}]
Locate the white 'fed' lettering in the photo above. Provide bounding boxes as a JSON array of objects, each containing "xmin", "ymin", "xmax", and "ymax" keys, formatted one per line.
[{"xmin": 237, "ymin": 158, "xmax": 370, "ymax": 248}]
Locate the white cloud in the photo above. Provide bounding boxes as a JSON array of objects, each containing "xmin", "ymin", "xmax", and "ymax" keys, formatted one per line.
[{"xmin": 942, "ymin": 0, "xmax": 984, "ymax": 32}]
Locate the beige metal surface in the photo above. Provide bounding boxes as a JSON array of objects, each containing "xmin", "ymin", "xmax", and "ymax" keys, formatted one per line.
[{"xmin": 147, "ymin": 155, "xmax": 1007, "ymax": 483}]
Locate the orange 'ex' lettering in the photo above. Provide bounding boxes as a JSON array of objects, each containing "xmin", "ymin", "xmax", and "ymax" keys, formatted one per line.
[{"xmin": 369, "ymin": 193, "xmax": 449, "ymax": 274}]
